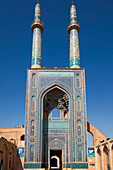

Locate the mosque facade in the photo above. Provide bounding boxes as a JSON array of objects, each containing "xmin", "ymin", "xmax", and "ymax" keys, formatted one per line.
[
  {"xmin": 24, "ymin": 1, "xmax": 88, "ymax": 169},
  {"xmin": 0, "ymin": 1, "xmax": 113, "ymax": 170}
]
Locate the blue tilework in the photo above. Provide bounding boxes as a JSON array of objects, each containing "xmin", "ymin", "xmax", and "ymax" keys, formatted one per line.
[
  {"xmin": 70, "ymin": 29, "xmax": 80, "ymax": 67},
  {"xmin": 71, "ymin": 163, "xmax": 88, "ymax": 169},
  {"xmin": 24, "ymin": 163, "xmax": 41, "ymax": 168},
  {"xmin": 70, "ymin": 58, "xmax": 80, "ymax": 67},
  {"xmin": 31, "ymin": 58, "xmax": 42, "ymax": 66},
  {"xmin": 25, "ymin": 69, "xmax": 88, "ymax": 167}
]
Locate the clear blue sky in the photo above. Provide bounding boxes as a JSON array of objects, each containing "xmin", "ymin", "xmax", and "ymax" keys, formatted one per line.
[{"xmin": 0, "ymin": 0, "xmax": 113, "ymax": 140}]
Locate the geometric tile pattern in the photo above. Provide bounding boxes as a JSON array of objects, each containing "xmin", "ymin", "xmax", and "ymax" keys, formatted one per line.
[
  {"xmin": 70, "ymin": 29, "xmax": 80, "ymax": 67},
  {"xmin": 24, "ymin": 68, "xmax": 88, "ymax": 168},
  {"xmin": 24, "ymin": 163, "xmax": 41, "ymax": 168},
  {"xmin": 66, "ymin": 163, "xmax": 88, "ymax": 169},
  {"xmin": 31, "ymin": 28, "xmax": 42, "ymax": 67}
]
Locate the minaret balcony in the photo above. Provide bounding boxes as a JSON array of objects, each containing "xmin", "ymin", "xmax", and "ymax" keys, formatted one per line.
[
  {"xmin": 68, "ymin": 23, "xmax": 80, "ymax": 34},
  {"xmin": 31, "ymin": 21, "xmax": 44, "ymax": 33}
]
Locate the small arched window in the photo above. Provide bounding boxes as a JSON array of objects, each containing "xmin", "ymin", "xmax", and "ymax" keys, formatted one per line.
[
  {"xmin": 32, "ymin": 73, "xmax": 36, "ymax": 88},
  {"xmin": 30, "ymin": 145, "xmax": 35, "ymax": 162},
  {"xmin": 20, "ymin": 134, "xmax": 25, "ymax": 141},
  {"xmin": 76, "ymin": 73, "xmax": 80, "ymax": 88},
  {"xmin": 76, "ymin": 96, "xmax": 81, "ymax": 111},
  {"xmin": 31, "ymin": 96, "xmax": 36, "ymax": 111},
  {"xmin": 77, "ymin": 119, "xmax": 81, "ymax": 124},
  {"xmin": 87, "ymin": 132, "xmax": 93, "ymax": 146},
  {"xmin": 31, "ymin": 120, "xmax": 35, "ymax": 125},
  {"xmin": 78, "ymin": 145, "xmax": 83, "ymax": 161},
  {"xmin": 52, "ymin": 108, "xmax": 60, "ymax": 118},
  {"xmin": 30, "ymin": 126, "xmax": 34, "ymax": 136},
  {"xmin": 77, "ymin": 79, "xmax": 79, "ymax": 88},
  {"xmin": 77, "ymin": 126, "xmax": 81, "ymax": 136},
  {"xmin": 77, "ymin": 96, "xmax": 80, "ymax": 100}
]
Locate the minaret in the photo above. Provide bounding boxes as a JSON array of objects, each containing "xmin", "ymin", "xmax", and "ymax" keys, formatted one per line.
[
  {"xmin": 31, "ymin": 1, "xmax": 44, "ymax": 68},
  {"xmin": 68, "ymin": 2, "xmax": 80, "ymax": 69}
]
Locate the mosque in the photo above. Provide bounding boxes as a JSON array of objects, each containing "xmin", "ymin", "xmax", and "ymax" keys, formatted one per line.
[{"xmin": 0, "ymin": 1, "xmax": 113, "ymax": 170}]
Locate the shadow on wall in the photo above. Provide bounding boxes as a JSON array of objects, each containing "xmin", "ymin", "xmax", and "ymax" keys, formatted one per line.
[
  {"xmin": 16, "ymin": 155, "xmax": 23, "ymax": 170},
  {"xmin": 0, "ymin": 137, "xmax": 23, "ymax": 170}
]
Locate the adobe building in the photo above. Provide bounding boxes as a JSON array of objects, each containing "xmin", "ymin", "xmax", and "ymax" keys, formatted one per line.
[
  {"xmin": 0, "ymin": 1, "xmax": 113, "ymax": 170},
  {"xmin": 0, "ymin": 125, "xmax": 25, "ymax": 170}
]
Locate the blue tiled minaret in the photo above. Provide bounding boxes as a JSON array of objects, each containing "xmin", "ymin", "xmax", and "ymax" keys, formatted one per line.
[
  {"xmin": 31, "ymin": 1, "xmax": 44, "ymax": 68},
  {"xmin": 68, "ymin": 2, "xmax": 80, "ymax": 68}
]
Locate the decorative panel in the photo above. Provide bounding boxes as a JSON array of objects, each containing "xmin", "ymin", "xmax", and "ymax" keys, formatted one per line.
[{"xmin": 24, "ymin": 68, "xmax": 88, "ymax": 168}]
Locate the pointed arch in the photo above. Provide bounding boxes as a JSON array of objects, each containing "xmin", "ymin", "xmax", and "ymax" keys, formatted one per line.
[
  {"xmin": 38, "ymin": 82, "xmax": 74, "ymax": 101},
  {"xmin": 48, "ymin": 137, "xmax": 65, "ymax": 147},
  {"xmin": 36, "ymin": 83, "xmax": 74, "ymax": 163},
  {"xmin": 39, "ymin": 83, "xmax": 73, "ymax": 121},
  {"xmin": 38, "ymin": 83, "xmax": 73, "ymax": 121},
  {"xmin": 35, "ymin": 82, "xmax": 75, "ymax": 162}
]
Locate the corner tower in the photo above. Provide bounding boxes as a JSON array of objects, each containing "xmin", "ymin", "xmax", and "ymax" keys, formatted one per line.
[{"xmin": 24, "ymin": 1, "xmax": 88, "ymax": 169}]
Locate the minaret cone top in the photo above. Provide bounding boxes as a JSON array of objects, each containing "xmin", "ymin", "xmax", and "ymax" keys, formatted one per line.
[
  {"xmin": 31, "ymin": 1, "xmax": 44, "ymax": 33},
  {"xmin": 36, "ymin": 1, "xmax": 40, "ymax": 6},
  {"xmin": 68, "ymin": 3, "xmax": 80, "ymax": 34}
]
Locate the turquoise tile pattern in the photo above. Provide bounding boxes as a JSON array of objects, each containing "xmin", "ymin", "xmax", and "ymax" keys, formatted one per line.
[
  {"xmin": 24, "ymin": 69, "xmax": 88, "ymax": 168},
  {"xmin": 70, "ymin": 29, "xmax": 80, "ymax": 67},
  {"xmin": 31, "ymin": 28, "xmax": 42, "ymax": 67},
  {"xmin": 24, "ymin": 163, "xmax": 41, "ymax": 168}
]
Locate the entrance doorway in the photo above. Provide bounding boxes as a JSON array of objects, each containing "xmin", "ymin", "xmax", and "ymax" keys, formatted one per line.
[{"xmin": 50, "ymin": 150, "xmax": 62, "ymax": 170}]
